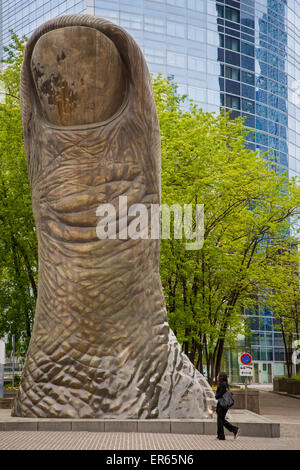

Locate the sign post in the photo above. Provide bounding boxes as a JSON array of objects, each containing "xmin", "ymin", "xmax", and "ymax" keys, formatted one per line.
[
  {"xmin": 0, "ymin": 340, "xmax": 5, "ymax": 399},
  {"xmin": 239, "ymin": 353, "xmax": 253, "ymax": 410},
  {"xmin": 12, "ymin": 335, "xmax": 15, "ymax": 389}
]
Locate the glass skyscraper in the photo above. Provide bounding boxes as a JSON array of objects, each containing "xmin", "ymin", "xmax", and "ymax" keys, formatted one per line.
[{"xmin": 1, "ymin": 0, "xmax": 299, "ymax": 382}]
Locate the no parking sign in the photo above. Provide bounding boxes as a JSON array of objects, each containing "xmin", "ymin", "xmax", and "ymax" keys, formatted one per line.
[
  {"xmin": 240, "ymin": 353, "xmax": 252, "ymax": 365},
  {"xmin": 0, "ymin": 340, "xmax": 5, "ymax": 398},
  {"xmin": 239, "ymin": 353, "xmax": 253, "ymax": 376}
]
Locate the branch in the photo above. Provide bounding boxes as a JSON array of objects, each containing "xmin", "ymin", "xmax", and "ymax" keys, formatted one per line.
[{"xmin": 0, "ymin": 91, "xmax": 20, "ymax": 102}]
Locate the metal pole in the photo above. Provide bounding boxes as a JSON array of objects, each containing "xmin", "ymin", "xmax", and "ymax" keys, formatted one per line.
[
  {"xmin": 12, "ymin": 335, "xmax": 15, "ymax": 388},
  {"xmin": 245, "ymin": 376, "xmax": 248, "ymax": 410}
]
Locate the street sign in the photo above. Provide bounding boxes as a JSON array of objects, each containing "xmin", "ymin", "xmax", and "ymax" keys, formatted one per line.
[
  {"xmin": 239, "ymin": 364, "xmax": 254, "ymax": 376},
  {"xmin": 0, "ymin": 340, "xmax": 5, "ymax": 365},
  {"xmin": 0, "ymin": 340, "xmax": 5, "ymax": 399},
  {"xmin": 239, "ymin": 353, "xmax": 253, "ymax": 409},
  {"xmin": 240, "ymin": 353, "xmax": 252, "ymax": 365}
]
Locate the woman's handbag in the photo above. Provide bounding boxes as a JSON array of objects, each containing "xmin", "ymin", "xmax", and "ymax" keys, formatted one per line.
[{"xmin": 219, "ymin": 388, "xmax": 234, "ymax": 409}]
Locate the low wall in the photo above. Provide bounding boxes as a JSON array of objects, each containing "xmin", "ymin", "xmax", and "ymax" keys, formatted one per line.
[
  {"xmin": 0, "ymin": 398, "xmax": 14, "ymax": 409},
  {"xmin": 231, "ymin": 390, "xmax": 260, "ymax": 414},
  {"xmin": 3, "ymin": 390, "xmax": 16, "ymax": 398},
  {"xmin": 286, "ymin": 380, "xmax": 300, "ymax": 395},
  {"xmin": 273, "ymin": 377, "xmax": 300, "ymax": 395},
  {"xmin": 273, "ymin": 377, "xmax": 288, "ymax": 392}
]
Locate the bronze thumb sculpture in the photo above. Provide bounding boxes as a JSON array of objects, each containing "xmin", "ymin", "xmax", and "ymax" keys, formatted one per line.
[{"xmin": 12, "ymin": 15, "xmax": 216, "ymax": 419}]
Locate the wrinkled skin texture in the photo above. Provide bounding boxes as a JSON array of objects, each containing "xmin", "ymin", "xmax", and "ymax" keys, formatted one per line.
[{"xmin": 12, "ymin": 15, "xmax": 216, "ymax": 419}]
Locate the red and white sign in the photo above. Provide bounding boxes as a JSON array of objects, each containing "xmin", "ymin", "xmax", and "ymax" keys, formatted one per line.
[{"xmin": 240, "ymin": 353, "xmax": 252, "ymax": 365}]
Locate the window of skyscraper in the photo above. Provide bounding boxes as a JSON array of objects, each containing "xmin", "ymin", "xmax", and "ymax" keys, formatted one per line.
[
  {"xmin": 241, "ymin": 41, "xmax": 254, "ymax": 57},
  {"xmin": 225, "ymin": 50, "xmax": 240, "ymax": 66},
  {"xmin": 251, "ymin": 348, "xmax": 260, "ymax": 361},
  {"xmin": 188, "ymin": 55, "xmax": 206, "ymax": 72},
  {"xmin": 225, "ymin": 65, "xmax": 240, "ymax": 80},
  {"xmin": 225, "ymin": 6, "xmax": 240, "ymax": 23},
  {"xmin": 256, "ymin": 117, "xmax": 269, "ymax": 132},
  {"xmin": 269, "ymin": 121, "xmax": 279, "ymax": 135},
  {"xmin": 226, "ymin": 79, "xmax": 240, "ymax": 95},
  {"xmin": 274, "ymin": 349, "xmax": 285, "ymax": 361},
  {"xmin": 187, "ymin": 0, "xmax": 205, "ymax": 11},
  {"xmin": 256, "ymin": 132, "xmax": 269, "ymax": 146},
  {"xmin": 225, "ymin": 94, "xmax": 240, "ymax": 110},
  {"xmin": 167, "ymin": 21, "xmax": 185, "ymax": 37},
  {"xmin": 167, "ymin": 0, "xmax": 186, "ymax": 7},
  {"xmin": 167, "ymin": 51, "xmax": 186, "ymax": 68},
  {"xmin": 216, "ymin": 3, "xmax": 224, "ymax": 18},
  {"xmin": 241, "ymin": 55, "xmax": 254, "ymax": 70},
  {"xmin": 188, "ymin": 86, "xmax": 206, "ymax": 102},
  {"xmin": 144, "ymin": 16, "xmax": 165, "ymax": 34},
  {"xmin": 242, "ymin": 84, "xmax": 255, "ymax": 99},
  {"xmin": 225, "ymin": 36, "xmax": 240, "ymax": 52},
  {"xmin": 188, "ymin": 25, "xmax": 205, "ymax": 42},
  {"xmin": 242, "ymin": 32, "xmax": 255, "ymax": 43},
  {"xmin": 242, "ymin": 70, "xmax": 255, "ymax": 85},
  {"xmin": 242, "ymin": 99, "xmax": 255, "ymax": 114},
  {"xmin": 241, "ymin": 11, "xmax": 255, "ymax": 29},
  {"xmin": 120, "ymin": 13, "xmax": 142, "ymax": 30},
  {"xmin": 243, "ymin": 113, "xmax": 255, "ymax": 128}
]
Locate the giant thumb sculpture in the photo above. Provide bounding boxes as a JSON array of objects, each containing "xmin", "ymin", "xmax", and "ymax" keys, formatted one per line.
[{"xmin": 12, "ymin": 15, "xmax": 216, "ymax": 419}]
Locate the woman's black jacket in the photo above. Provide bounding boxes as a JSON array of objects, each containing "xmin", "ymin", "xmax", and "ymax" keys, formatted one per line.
[
  {"xmin": 215, "ymin": 382, "xmax": 227, "ymax": 411},
  {"xmin": 215, "ymin": 382, "xmax": 227, "ymax": 400}
]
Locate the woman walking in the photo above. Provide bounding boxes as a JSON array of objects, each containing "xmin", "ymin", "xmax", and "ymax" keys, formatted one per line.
[{"xmin": 215, "ymin": 372, "xmax": 239, "ymax": 440}]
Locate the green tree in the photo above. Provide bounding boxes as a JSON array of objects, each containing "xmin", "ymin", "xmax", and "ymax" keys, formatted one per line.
[
  {"xmin": 0, "ymin": 32, "xmax": 36, "ymax": 355},
  {"xmin": 258, "ymin": 243, "xmax": 300, "ymax": 377},
  {"xmin": 152, "ymin": 75, "xmax": 300, "ymax": 382}
]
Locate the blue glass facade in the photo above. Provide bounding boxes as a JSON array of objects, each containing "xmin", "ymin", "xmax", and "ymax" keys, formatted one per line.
[
  {"xmin": 1, "ymin": 0, "xmax": 299, "ymax": 381},
  {"xmin": 2, "ymin": 2, "xmax": 299, "ymax": 181},
  {"xmin": 1, "ymin": 0, "xmax": 87, "ymax": 51},
  {"xmin": 217, "ymin": 0, "xmax": 290, "ymax": 179},
  {"xmin": 92, "ymin": 0, "xmax": 222, "ymax": 113}
]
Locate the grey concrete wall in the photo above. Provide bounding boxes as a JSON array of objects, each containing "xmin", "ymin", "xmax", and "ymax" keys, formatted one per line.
[{"xmin": 231, "ymin": 390, "xmax": 260, "ymax": 414}]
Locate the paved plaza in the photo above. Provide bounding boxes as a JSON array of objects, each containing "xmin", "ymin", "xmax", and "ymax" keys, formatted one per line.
[
  {"xmin": 0, "ymin": 388, "xmax": 299, "ymax": 450},
  {"xmin": 0, "ymin": 429, "xmax": 299, "ymax": 450}
]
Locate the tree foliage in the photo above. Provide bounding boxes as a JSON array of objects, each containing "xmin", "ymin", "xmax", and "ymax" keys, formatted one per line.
[
  {"xmin": 152, "ymin": 75, "xmax": 300, "ymax": 382},
  {"xmin": 258, "ymin": 242, "xmax": 300, "ymax": 377},
  {"xmin": 0, "ymin": 33, "xmax": 36, "ymax": 355}
]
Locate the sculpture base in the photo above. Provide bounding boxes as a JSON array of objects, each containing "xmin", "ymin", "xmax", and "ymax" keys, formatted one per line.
[{"xmin": 0, "ymin": 409, "xmax": 280, "ymax": 437}]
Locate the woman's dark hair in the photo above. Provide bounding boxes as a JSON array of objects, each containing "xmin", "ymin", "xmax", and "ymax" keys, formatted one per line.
[{"xmin": 218, "ymin": 372, "xmax": 229, "ymax": 388}]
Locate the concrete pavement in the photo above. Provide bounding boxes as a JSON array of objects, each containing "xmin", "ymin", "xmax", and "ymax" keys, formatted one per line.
[
  {"xmin": 259, "ymin": 389, "xmax": 300, "ymax": 424},
  {"xmin": 259, "ymin": 388, "xmax": 300, "ymax": 441}
]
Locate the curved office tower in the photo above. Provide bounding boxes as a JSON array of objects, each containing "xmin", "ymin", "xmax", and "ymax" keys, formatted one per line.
[
  {"xmin": 2, "ymin": 0, "xmax": 299, "ymax": 180},
  {"xmin": 1, "ymin": 0, "xmax": 299, "ymax": 382}
]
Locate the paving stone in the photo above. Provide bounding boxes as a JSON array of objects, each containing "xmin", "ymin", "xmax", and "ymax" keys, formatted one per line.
[
  {"xmin": 170, "ymin": 421, "xmax": 204, "ymax": 434},
  {"xmin": 138, "ymin": 421, "xmax": 171, "ymax": 433}
]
